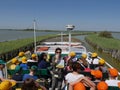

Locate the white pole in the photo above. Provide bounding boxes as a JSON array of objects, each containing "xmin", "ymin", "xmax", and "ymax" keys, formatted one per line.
[
  {"xmin": 69, "ymin": 31, "xmax": 71, "ymax": 52},
  {"xmin": 33, "ymin": 20, "xmax": 37, "ymax": 53}
]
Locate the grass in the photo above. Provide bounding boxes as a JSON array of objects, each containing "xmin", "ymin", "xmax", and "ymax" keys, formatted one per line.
[
  {"xmin": 86, "ymin": 34, "xmax": 120, "ymax": 50},
  {"xmin": 0, "ymin": 34, "xmax": 58, "ymax": 54}
]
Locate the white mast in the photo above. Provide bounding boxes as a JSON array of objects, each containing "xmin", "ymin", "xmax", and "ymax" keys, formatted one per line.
[
  {"xmin": 33, "ymin": 20, "xmax": 37, "ymax": 53},
  {"xmin": 66, "ymin": 25, "xmax": 75, "ymax": 52}
]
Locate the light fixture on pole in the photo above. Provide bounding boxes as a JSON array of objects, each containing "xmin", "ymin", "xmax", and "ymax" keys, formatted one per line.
[{"xmin": 66, "ymin": 25, "xmax": 75, "ymax": 52}]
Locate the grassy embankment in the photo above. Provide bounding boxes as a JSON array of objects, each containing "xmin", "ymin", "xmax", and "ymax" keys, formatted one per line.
[
  {"xmin": 86, "ymin": 34, "xmax": 120, "ymax": 71},
  {"xmin": 0, "ymin": 34, "xmax": 58, "ymax": 54}
]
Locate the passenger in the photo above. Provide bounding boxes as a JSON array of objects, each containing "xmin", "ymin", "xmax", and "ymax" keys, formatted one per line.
[
  {"xmin": 51, "ymin": 47, "xmax": 64, "ymax": 90},
  {"xmin": 0, "ymin": 78, "xmax": 16, "ymax": 90},
  {"xmin": 38, "ymin": 53, "xmax": 50, "ymax": 69},
  {"xmin": 97, "ymin": 81, "xmax": 108, "ymax": 90},
  {"xmin": 18, "ymin": 51, "xmax": 25, "ymax": 61},
  {"xmin": 27, "ymin": 54, "xmax": 38, "ymax": 68},
  {"xmin": 77, "ymin": 53, "xmax": 90, "ymax": 71},
  {"xmin": 105, "ymin": 68, "xmax": 120, "ymax": 87},
  {"xmin": 27, "ymin": 54, "xmax": 38, "ymax": 62},
  {"xmin": 90, "ymin": 52, "xmax": 99, "ymax": 69},
  {"xmin": 95, "ymin": 58, "xmax": 108, "ymax": 73},
  {"xmin": 9, "ymin": 58, "xmax": 19, "ymax": 70},
  {"xmin": 65, "ymin": 62, "xmax": 96, "ymax": 90},
  {"xmin": 20, "ymin": 56, "xmax": 29, "ymax": 70},
  {"xmin": 67, "ymin": 51, "xmax": 77, "ymax": 62},
  {"xmin": 91, "ymin": 70, "xmax": 103, "ymax": 84},
  {"xmin": 22, "ymin": 65, "xmax": 38, "ymax": 81},
  {"xmin": 22, "ymin": 78, "xmax": 46, "ymax": 90},
  {"xmin": 12, "ymin": 66, "xmax": 23, "ymax": 81},
  {"xmin": 0, "ymin": 60, "xmax": 5, "ymax": 78}
]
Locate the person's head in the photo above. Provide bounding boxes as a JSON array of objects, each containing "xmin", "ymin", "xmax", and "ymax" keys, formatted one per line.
[
  {"xmin": 99, "ymin": 59, "xmax": 105, "ymax": 66},
  {"xmin": 97, "ymin": 81, "xmax": 108, "ymax": 90},
  {"xmin": 91, "ymin": 52, "xmax": 98, "ymax": 58},
  {"xmin": 31, "ymin": 54, "xmax": 37, "ymax": 60},
  {"xmin": 55, "ymin": 47, "xmax": 62, "ymax": 55},
  {"xmin": 30, "ymin": 65, "xmax": 38, "ymax": 74},
  {"xmin": 0, "ymin": 80, "xmax": 16, "ymax": 90},
  {"xmin": 81, "ymin": 53, "xmax": 87, "ymax": 59},
  {"xmin": 21, "ymin": 57, "xmax": 27, "ymax": 64},
  {"xmin": 22, "ymin": 78, "xmax": 38, "ymax": 90},
  {"xmin": 72, "ymin": 62, "xmax": 82, "ymax": 72},
  {"xmin": 11, "ymin": 58, "xmax": 19, "ymax": 65},
  {"xmin": 73, "ymin": 82, "xmax": 86, "ymax": 90},
  {"xmin": 18, "ymin": 52, "xmax": 25, "ymax": 57},
  {"xmin": 69, "ymin": 51, "xmax": 76, "ymax": 57},
  {"xmin": 91, "ymin": 70, "xmax": 103, "ymax": 80},
  {"xmin": 39, "ymin": 53, "xmax": 47, "ymax": 60},
  {"xmin": 108, "ymin": 68, "xmax": 118, "ymax": 78}
]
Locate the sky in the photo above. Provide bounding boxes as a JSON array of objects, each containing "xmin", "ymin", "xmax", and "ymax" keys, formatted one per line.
[{"xmin": 0, "ymin": 0, "xmax": 120, "ymax": 31}]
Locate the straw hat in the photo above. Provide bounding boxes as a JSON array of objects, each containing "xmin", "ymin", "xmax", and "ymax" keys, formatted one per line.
[{"xmin": 0, "ymin": 80, "xmax": 16, "ymax": 90}]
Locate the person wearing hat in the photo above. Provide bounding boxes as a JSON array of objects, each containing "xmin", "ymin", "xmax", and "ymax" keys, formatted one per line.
[
  {"xmin": 91, "ymin": 70, "xmax": 103, "ymax": 84},
  {"xmin": 18, "ymin": 51, "xmax": 25, "ymax": 61},
  {"xmin": 90, "ymin": 52, "xmax": 99, "ymax": 69},
  {"xmin": 97, "ymin": 81, "xmax": 108, "ymax": 90},
  {"xmin": 65, "ymin": 62, "xmax": 96, "ymax": 90},
  {"xmin": 27, "ymin": 53, "xmax": 38, "ymax": 68},
  {"xmin": 22, "ymin": 65, "xmax": 38, "ymax": 81},
  {"xmin": 9, "ymin": 58, "xmax": 19, "ymax": 70},
  {"xmin": 105, "ymin": 68, "xmax": 120, "ymax": 87},
  {"xmin": 0, "ymin": 78, "xmax": 16, "ymax": 90},
  {"xmin": 0, "ymin": 60, "xmax": 5, "ymax": 78},
  {"xmin": 77, "ymin": 53, "xmax": 90, "ymax": 71},
  {"xmin": 19, "ymin": 56, "xmax": 29, "ymax": 70},
  {"xmin": 95, "ymin": 58, "xmax": 108, "ymax": 73}
]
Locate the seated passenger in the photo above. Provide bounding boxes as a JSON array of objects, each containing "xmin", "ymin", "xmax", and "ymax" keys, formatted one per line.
[
  {"xmin": 20, "ymin": 57, "xmax": 29, "ymax": 70},
  {"xmin": 38, "ymin": 53, "xmax": 50, "ymax": 69},
  {"xmin": 9, "ymin": 58, "xmax": 19, "ymax": 70},
  {"xmin": 95, "ymin": 58, "xmax": 108, "ymax": 73},
  {"xmin": 22, "ymin": 65, "xmax": 38, "ymax": 81},
  {"xmin": 27, "ymin": 54, "xmax": 38, "ymax": 68},
  {"xmin": 12, "ymin": 66, "xmax": 23, "ymax": 81},
  {"xmin": 105, "ymin": 68, "xmax": 120, "ymax": 87},
  {"xmin": 91, "ymin": 70, "xmax": 103, "ymax": 84},
  {"xmin": 65, "ymin": 62, "xmax": 96, "ymax": 90},
  {"xmin": 18, "ymin": 51, "xmax": 25, "ymax": 61},
  {"xmin": 67, "ymin": 51, "xmax": 77, "ymax": 62},
  {"xmin": 90, "ymin": 52, "xmax": 99, "ymax": 69},
  {"xmin": 22, "ymin": 78, "xmax": 46, "ymax": 90},
  {"xmin": 97, "ymin": 81, "xmax": 108, "ymax": 90}
]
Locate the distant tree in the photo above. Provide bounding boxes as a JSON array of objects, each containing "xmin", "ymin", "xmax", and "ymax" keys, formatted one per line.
[{"xmin": 99, "ymin": 31, "xmax": 113, "ymax": 38}]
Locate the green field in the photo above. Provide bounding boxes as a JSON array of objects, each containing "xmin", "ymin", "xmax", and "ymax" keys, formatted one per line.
[
  {"xmin": 0, "ymin": 34, "xmax": 58, "ymax": 54},
  {"xmin": 86, "ymin": 34, "xmax": 120, "ymax": 50}
]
